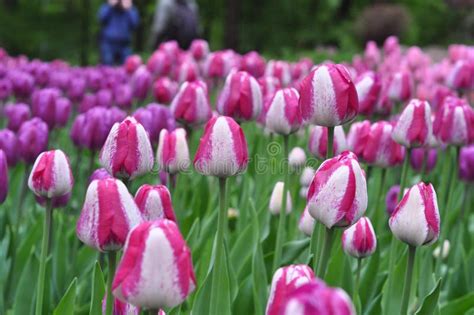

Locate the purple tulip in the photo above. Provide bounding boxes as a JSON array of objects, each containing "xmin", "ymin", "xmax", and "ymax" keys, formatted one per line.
[
  {"xmin": 147, "ymin": 104, "xmax": 175, "ymax": 143},
  {"xmin": 55, "ymin": 97, "xmax": 72, "ymax": 127},
  {"xmin": 89, "ymin": 168, "xmax": 113, "ymax": 183},
  {"xmin": 48, "ymin": 71, "xmax": 70, "ymax": 91},
  {"xmin": 31, "ymin": 88, "xmax": 61, "ymax": 129},
  {"xmin": 9, "ymin": 71, "xmax": 34, "ymax": 99},
  {"xmin": 4, "ymin": 103, "xmax": 30, "ymax": 131},
  {"xmin": 114, "ymin": 84, "xmax": 133, "ymax": 109},
  {"xmin": 410, "ymin": 148, "xmax": 438, "ymax": 174},
  {"xmin": 386, "ymin": 185, "xmax": 400, "ymax": 216},
  {"xmin": 0, "ymin": 78, "xmax": 12, "ymax": 101},
  {"xmin": 0, "ymin": 129, "xmax": 19, "ymax": 166},
  {"xmin": 86, "ymin": 69, "xmax": 103, "ymax": 92},
  {"xmin": 17, "ymin": 118, "xmax": 49, "ymax": 164},
  {"xmin": 132, "ymin": 67, "xmax": 151, "ymax": 101},
  {"xmin": 79, "ymin": 94, "xmax": 96, "ymax": 113},
  {"xmin": 96, "ymin": 89, "xmax": 114, "ymax": 108},
  {"xmin": 460, "ymin": 145, "xmax": 474, "ymax": 182},
  {"xmin": 0, "ymin": 150, "xmax": 8, "ymax": 204},
  {"xmin": 67, "ymin": 77, "xmax": 87, "ymax": 102}
]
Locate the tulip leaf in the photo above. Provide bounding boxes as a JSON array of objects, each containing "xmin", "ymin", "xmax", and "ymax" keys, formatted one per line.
[
  {"xmin": 89, "ymin": 261, "xmax": 105, "ymax": 315},
  {"xmin": 12, "ymin": 248, "xmax": 38, "ymax": 315},
  {"xmin": 252, "ymin": 238, "xmax": 268, "ymax": 315},
  {"xmin": 381, "ymin": 247, "xmax": 408, "ymax": 315},
  {"xmin": 53, "ymin": 277, "xmax": 77, "ymax": 315},
  {"xmin": 360, "ymin": 249, "xmax": 380, "ymax": 304},
  {"xmin": 281, "ymin": 238, "xmax": 310, "ymax": 265},
  {"xmin": 440, "ymin": 292, "xmax": 474, "ymax": 314},
  {"xmin": 415, "ymin": 278, "xmax": 441, "ymax": 315}
]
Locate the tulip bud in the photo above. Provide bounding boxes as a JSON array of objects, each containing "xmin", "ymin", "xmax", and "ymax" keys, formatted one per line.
[
  {"xmin": 446, "ymin": 60, "xmax": 473, "ymax": 91},
  {"xmin": 265, "ymin": 264, "xmax": 314, "ymax": 315},
  {"xmin": 76, "ymin": 178, "xmax": 144, "ymax": 251},
  {"xmin": 203, "ymin": 52, "xmax": 231, "ymax": 79},
  {"xmin": 460, "ymin": 145, "xmax": 474, "ymax": 182},
  {"xmin": 217, "ymin": 71, "xmax": 263, "ymax": 121},
  {"xmin": 67, "ymin": 77, "xmax": 86, "ymax": 102},
  {"xmin": 240, "ymin": 51, "xmax": 265, "ymax": 78},
  {"xmin": 265, "ymin": 88, "xmax": 302, "ymax": 135},
  {"xmin": 384, "ymin": 36, "xmax": 401, "ymax": 56},
  {"xmin": 4, "ymin": 103, "xmax": 30, "ymax": 132},
  {"xmin": 124, "ymin": 54, "xmax": 142, "ymax": 74},
  {"xmin": 433, "ymin": 240, "xmax": 450, "ymax": 259},
  {"xmin": 0, "ymin": 129, "xmax": 19, "ymax": 166},
  {"xmin": 132, "ymin": 67, "xmax": 152, "ymax": 101},
  {"xmin": 156, "ymin": 128, "xmax": 190, "ymax": 174},
  {"xmin": 299, "ymin": 64, "xmax": 358, "ymax": 127},
  {"xmin": 410, "ymin": 148, "xmax": 437, "ymax": 173},
  {"xmin": 346, "ymin": 120, "xmax": 371, "ymax": 158},
  {"xmin": 308, "ymin": 125, "xmax": 347, "ymax": 160},
  {"xmin": 112, "ymin": 220, "xmax": 196, "ymax": 309},
  {"xmin": 433, "ymin": 96, "xmax": 474, "ymax": 145},
  {"xmin": 288, "ymin": 147, "xmax": 306, "ymax": 169},
  {"xmin": 0, "ymin": 150, "xmax": 8, "ymax": 204},
  {"xmin": 194, "ymin": 116, "xmax": 248, "ymax": 178},
  {"xmin": 387, "ymin": 71, "xmax": 413, "ymax": 102},
  {"xmin": 28, "ymin": 149, "xmax": 74, "ymax": 198},
  {"xmin": 171, "ymin": 81, "xmax": 212, "ymax": 126},
  {"xmin": 279, "ymin": 280, "xmax": 355, "ymax": 315},
  {"xmin": 100, "ymin": 117, "xmax": 154, "ymax": 180},
  {"xmin": 17, "ymin": 118, "xmax": 49, "ymax": 164},
  {"xmin": 55, "ymin": 97, "xmax": 72, "ymax": 127},
  {"xmin": 392, "ymin": 99, "xmax": 433, "ymax": 148},
  {"xmin": 265, "ymin": 60, "xmax": 291, "ymax": 86},
  {"xmin": 134, "ymin": 184, "xmax": 176, "ymax": 222},
  {"xmin": 175, "ymin": 59, "xmax": 199, "ymax": 83},
  {"xmin": 300, "ymin": 167, "xmax": 315, "ymax": 187},
  {"xmin": 269, "ymin": 182, "xmax": 292, "ymax": 215},
  {"xmin": 389, "ymin": 182, "xmax": 440, "ymax": 247},
  {"xmin": 291, "ymin": 58, "xmax": 313, "ymax": 82},
  {"xmin": 153, "ymin": 77, "xmax": 178, "ymax": 104},
  {"xmin": 364, "ymin": 41, "xmax": 381, "ymax": 69},
  {"xmin": 147, "ymin": 50, "xmax": 172, "ymax": 76},
  {"xmin": 31, "ymin": 88, "xmax": 61, "ymax": 129},
  {"xmin": 89, "ymin": 168, "xmax": 113, "ymax": 183},
  {"xmin": 341, "ymin": 217, "xmax": 377, "ymax": 258},
  {"xmin": 190, "ymin": 39, "xmax": 209, "ymax": 61},
  {"xmin": 114, "ymin": 84, "xmax": 133, "ymax": 110},
  {"xmin": 355, "ymin": 71, "xmax": 381, "ymax": 116},
  {"xmin": 298, "ymin": 207, "xmax": 315, "ymax": 237},
  {"xmin": 0, "ymin": 78, "xmax": 12, "ymax": 101},
  {"xmin": 307, "ymin": 151, "xmax": 367, "ymax": 228},
  {"xmin": 363, "ymin": 121, "xmax": 405, "ymax": 167},
  {"xmin": 258, "ymin": 76, "xmax": 281, "ymax": 99}
]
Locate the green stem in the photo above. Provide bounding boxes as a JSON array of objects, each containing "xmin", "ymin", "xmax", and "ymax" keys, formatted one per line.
[
  {"xmin": 210, "ymin": 177, "xmax": 227, "ymax": 315},
  {"xmin": 398, "ymin": 148, "xmax": 411, "ymax": 202},
  {"xmin": 35, "ymin": 200, "xmax": 53, "ymax": 315},
  {"xmin": 273, "ymin": 135, "xmax": 289, "ymax": 271},
  {"xmin": 354, "ymin": 258, "xmax": 362, "ymax": 314},
  {"xmin": 327, "ymin": 126, "xmax": 334, "ymax": 160},
  {"xmin": 310, "ymin": 223, "xmax": 319, "ymax": 270},
  {"xmin": 316, "ymin": 227, "xmax": 335, "ymax": 278},
  {"xmin": 106, "ymin": 251, "xmax": 117, "ymax": 315},
  {"xmin": 400, "ymin": 246, "xmax": 416, "ymax": 315}
]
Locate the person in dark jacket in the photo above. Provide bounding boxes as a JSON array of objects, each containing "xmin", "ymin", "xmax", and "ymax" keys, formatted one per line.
[{"xmin": 98, "ymin": 0, "xmax": 139, "ymax": 65}]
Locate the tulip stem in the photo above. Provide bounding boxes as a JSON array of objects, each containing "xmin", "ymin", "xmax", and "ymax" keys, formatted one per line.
[
  {"xmin": 106, "ymin": 251, "xmax": 117, "ymax": 315},
  {"xmin": 400, "ymin": 245, "xmax": 416, "ymax": 315},
  {"xmin": 210, "ymin": 177, "xmax": 227, "ymax": 315},
  {"xmin": 35, "ymin": 200, "xmax": 53, "ymax": 315},
  {"xmin": 398, "ymin": 148, "xmax": 411, "ymax": 201},
  {"xmin": 353, "ymin": 258, "xmax": 362, "ymax": 314},
  {"xmin": 327, "ymin": 126, "xmax": 334, "ymax": 160},
  {"xmin": 273, "ymin": 135, "xmax": 289, "ymax": 271},
  {"xmin": 317, "ymin": 227, "xmax": 335, "ymax": 278}
]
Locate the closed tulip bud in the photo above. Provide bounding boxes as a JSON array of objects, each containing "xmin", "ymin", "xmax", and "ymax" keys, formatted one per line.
[
  {"xmin": 460, "ymin": 145, "xmax": 474, "ymax": 182},
  {"xmin": 194, "ymin": 116, "xmax": 248, "ymax": 177},
  {"xmin": 171, "ymin": 81, "xmax": 212, "ymax": 126},
  {"xmin": 112, "ymin": 220, "xmax": 196, "ymax": 309},
  {"xmin": 124, "ymin": 54, "xmax": 142, "ymax": 74},
  {"xmin": 307, "ymin": 151, "xmax": 368, "ymax": 228},
  {"xmin": 389, "ymin": 182, "xmax": 440, "ymax": 247},
  {"xmin": 308, "ymin": 125, "xmax": 347, "ymax": 160},
  {"xmin": 291, "ymin": 58, "xmax": 313, "ymax": 82},
  {"xmin": 96, "ymin": 89, "xmax": 114, "ymax": 108},
  {"xmin": 265, "ymin": 264, "xmax": 314, "ymax": 315},
  {"xmin": 132, "ymin": 66, "xmax": 152, "ymax": 101},
  {"xmin": 363, "ymin": 121, "xmax": 405, "ymax": 167},
  {"xmin": 147, "ymin": 50, "xmax": 172, "ymax": 76},
  {"xmin": 384, "ymin": 35, "xmax": 401, "ymax": 56},
  {"xmin": 298, "ymin": 207, "xmax": 315, "ymax": 237},
  {"xmin": 100, "ymin": 117, "xmax": 154, "ymax": 180},
  {"xmin": 10, "ymin": 70, "xmax": 34, "ymax": 98},
  {"xmin": 28, "ymin": 149, "xmax": 74, "ymax": 198},
  {"xmin": 240, "ymin": 51, "xmax": 266, "ymax": 78},
  {"xmin": 76, "ymin": 178, "xmax": 144, "ymax": 251},
  {"xmin": 0, "ymin": 150, "xmax": 8, "ymax": 204},
  {"xmin": 189, "ymin": 39, "xmax": 209, "ymax": 61},
  {"xmin": 17, "ymin": 118, "xmax": 49, "ymax": 164},
  {"xmin": 203, "ymin": 52, "xmax": 231, "ymax": 79},
  {"xmin": 217, "ymin": 71, "xmax": 263, "ymax": 121},
  {"xmin": 265, "ymin": 60, "xmax": 291, "ymax": 86},
  {"xmin": 153, "ymin": 77, "xmax": 178, "ymax": 104},
  {"xmin": 279, "ymin": 280, "xmax": 355, "ymax": 315},
  {"xmin": 0, "ymin": 129, "xmax": 19, "ymax": 166},
  {"xmin": 289, "ymin": 147, "xmax": 306, "ymax": 168},
  {"xmin": 134, "ymin": 184, "xmax": 176, "ymax": 222},
  {"xmin": 300, "ymin": 64, "xmax": 359, "ymax": 126},
  {"xmin": 147, "ymin": 104, "xmax": 176, "ymax": 143},
  {"xmin": 346, "ymin": 120, "xmax": 371, "ymax": 158},
  {"xmin": 410, "ymin": 148, "xmax": 437, "ymax": 174},
  {"xmin": 386, "ymin": 185, "xmax": 400, "ymax": 216},
  {"xmin": 341, "ymin": 217, "xmax": 377, "ymax": 258},
  {"xmin": 0, "ymin": 78, "xmax": 12, "ymax": 101},
  {"xmin": 55, "ymin": 97, "xmax": 71, "ymax": 127},
  {"xmin": 4, "ymin": 103, "xmax": 30, "ymax": 132},
  {"xmin": 355, "ymin": 71, "xmax": 381, "ymax": 116},
  {"xmin": 265, "ymin": 88, "xmax": 302, "ymax": 135},
  {"xmin": 269, "ymin": 182, "xmax": 292, "ymax": 215},
  {"xmin": 364, "ymin": 41, "xmax": 381, "ymax": 69},
  {"xmin": 392, "ymin": 99, "xmax": 433, "ymax": 148},
  {"xmin": 175, "ymin": 59, "xmax": 199, "ymax": 83},
  {"xmin": 433, "ymin": 97, "xmax": 474, "ymax": 145},
  {"xmin": 31, "ymin": 88, "xmax": 61, "ymax": 129},
  {"xmin": 446, "ymin": 60, "xmax": 473, "ymax": 91},
  {"xmin": 258, "ymin": 76, "xmax": 281, "ymax": 99},
  {"xmin": 89, "ymin": 168, "xmax": 113, "ymax": 183},
  {"xmin": 67, "ymin": 77, "xmax": 86, "ymax": 102},
  {"xmin": 79, "ymin": 94, "xmax": 96, "ymax": 113},
  {"xmin": 156, "ymin": 128, "xmax": 190, "ymax": 174},
  {"xmin": 114, "ymin": 84, "xmax": 133, "ymax": 110},
  {"xmin": 387, "ymin": 71, "xmax": 413, "ymax": 102},
  {"xmin": 300, "ymin": 167, "xmax": 315, "ymax": 187}
]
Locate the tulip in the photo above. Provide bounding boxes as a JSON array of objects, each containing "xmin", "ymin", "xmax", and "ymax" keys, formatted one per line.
[
  {"xmin": 112, "ymin": 220, "xmax": 196, "ymax": 310},
  {"xmin": 364, "ymin": 40, "xmax": 381, "ymax": 69},
  {"xmin": 433, "ymin": 96, "xmax": 474, "ymax": 146},
  {"xmin": 307, "ymin": 151, "xmax": 367, "ymax": 275},
  {"xmin": 175, "ymin": 59, "xmax": 199, "ymax": 83},
  {"xmin": 0, "ymin": 78, "xmax": 12, "ymax": 101},
  {"xmin": 189, "ymin": 39, "xmax": 209, "ymax": 61},
  {"xmin": 0, "ymin": 129, "xmax": 19, "ymax": 166},
  {"xmin": 288, "ymin": 147, "xmax": 306, "ymax": 169},
  {"xmin": 171, "ymin": 80, "xmax": 212, "ymax": 126},
  {"xmin": 363, "ymin": 121, "xmax": 405, "ymax": 167},
  {"xmin": 99, "ymin": 117, "xmax": 154, "ymax": 180},
  {"xmin": 342, "ymin": 217, "xmax": 377, "ymax": 258},
  {"xmin": 31, "ymin": 88, "xmax": 62, "ymax": 129},
  {"xmin": 217, "ymin": 71, "xmax": 263, "ymax": 122},
  {"xmin": 299, "ymin": 64, "xmax": 358, "ymax": 127},
  {"xmin": 55, "ymin": 97, "xmax": 72, "ymax": 127},
  {"xmin": 265, "ymin": 264, "xmax": 314, "ymax": 315},
  {"xmin": 132, "ymin": 66, "xmax": 152, "ymax": 101},
  {"xmin": 134, "ymin": 184, "xmax": 176, "ymax": 222},
  {"xmin": 67, "ymin": 77, "xmax": 86, "ymax": 102},
  {"xmin": 291, "ymin": 58, "xmax": 313, "ymax": 82},
  {"xmin": 240, "ymin": 51, "xmax": 265, "ymax": 78},
  {"xmin": 459, "ymin": 145, "xmax": 474, "ymax": 182},
  {"xmin": 79, "ymin": 94, "xmax": 97, "ymax": 113},
  {"xmin": 300, "ymin": 167, "xmax": 315, "ymax": 187},
  {"xmin": 96, "ymin": 88, "xmax": 114, "ymax": 108},
  {"xmin": 153, "ymin": 77, "xmax": 178, "ymax": 104},
  {"xmin": 4, "ymin": 103, "xmax": 30, "ymax": 132},
  {"xmin": 392, "ymin": 99, "xmax": 433, "ymax": 148},
  {"xmin": 410, "ymin": 148, "xmax": 437, "ymax": 174},
  {"xmin": 258, "ymin": 76, "xmax": 281, "ymax": 99},
  {"xmin": 89, "ymin": 168, "xmax": 113, "ymax": 183},
  {"xmin": 298, "ymin": 207, "xmax": 315, "ymax": 237},
  {"xmin": 346, "ymin": 120, "xmax": 371, "ymax": 159},
  {"xmin": 124, "ymin": 54, "xmax": 142, "ymax": 74},
  {"xmin": 264, "ymin": 88, "xmax": 302, "ymax": 135},
  {"xmin": 446, "ymin": 60, "xmax": 473, "ymax": 91},
  {"xmin": 0, "ymin": 150, "xmax": 8, "ymax": 204},
  {"xmin": 384, "ymin": 35, "xmax": 401, "ymax": 56},
  {"xmin": 134, "ymin": 105, "xmax": 174, "ymax": 145},
  {"xmin": 279, "ymin": 279, "xmax": 355, "ymax": 315},
  {"xmin": 10, "ymin": 70, "xmax": 34, "ymax": 98},
  {"xmin": 147, "ymin": 50, "xmax": 171, "ymax": 76},
  {"xmin": 265, "ymin": 60, "xmax": 291, "ymax": 86},
  {"xmin": 354, "ymin": 71, "xmax": 381, "ymax": 116},
  {"xmin": 114, "ymin": 84, "xmax": 133, "ymax": 110},
  {"xmin": 269, "ymin": 182, "xmax": 292, "ymax": 215},
  {"xmin": 203, "ymin": 51, "xmax": 232, "ymax": 80},
  {"xmin": 387, "ymin": 71, "xmax": 413, "ymax": 103},
  {"xmin": 386, "ymin": 185, "xmax": 400, "ymax": 216},
  {"xmin": 156, "ymin": 128, "xmax": 190, "ymax": 175},
  {"xmin": 308, "ymin": 125, "xmax": 347, "ymax": 160},
  {"xmin": 433, "ymin": 240, "xmax": 450, "ymax": 260}
]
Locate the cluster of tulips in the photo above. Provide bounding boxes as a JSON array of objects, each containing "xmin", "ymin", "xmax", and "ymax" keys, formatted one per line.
[{"xmin": 0, "ymin": 36, "xmax": 473, "ymax": 315}]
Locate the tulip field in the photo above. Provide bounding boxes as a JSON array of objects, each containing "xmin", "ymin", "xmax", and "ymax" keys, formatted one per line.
[{"xmin": 0, "ymin": 38, "xmax": 474, "ymax": 315}]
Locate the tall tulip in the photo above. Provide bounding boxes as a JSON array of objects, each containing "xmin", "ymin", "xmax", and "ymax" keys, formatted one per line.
[{"xmin": 171, "ymin": 80, "xmax": 212, "ymax": 126}]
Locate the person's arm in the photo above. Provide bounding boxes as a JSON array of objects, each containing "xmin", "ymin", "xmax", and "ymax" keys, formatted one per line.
[
  {"xmin": 126, "ymin": 7, "xmax": 140, "ymax": 30},
  {"xmin": 97, "ymin": 3, "xmax": 113, "ymax": 24}
]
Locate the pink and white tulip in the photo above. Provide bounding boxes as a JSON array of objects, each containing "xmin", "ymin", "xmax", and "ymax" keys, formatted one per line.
[
  {"xmin": 446, "ymin": 60, "xmax": 473, "ymax": 91},
  {"xmin": 363, "ymin": 121, "xmax": 405, "ymax": 167},
  {"xmin": 156, "ymin": 128, "xmax": 190, "ymax": 174},
  {"xmin": 387, "ymin": 71, "xmax": 413, "ymax": 102},
  {"xmin": 308, "ymin": 125, "xmax": 347, "ymax": 160},
  {"xmin": 265, "ymin": 60, "xmax": 291, "ymax": 86},
  {"xmin": 264, "ymin": 88, "xmax": 302, "ymax": 135},
  {"xmin": 341, "ymin": 217, "xmax": 377, "ymax": 258},
  {"xmin": 392, "ymin": 99, "xmax": 433, "ymax": 148},
  {"xmin": 171, "ymin": 80, "xmax": 212, "ymax": 126},
  {"xmin": 269, "ymin": 182, "xmax": 292, "ymax": 215},
  {"xmin": 134, "ymin": 185, "xmax": 176, "ymax": 222},
  {"xmin": 346, "ymin": 120, "xmax": 371, "ymax": 159},
  {"xmin": 355, "ymin": 71, "xmax": 381, "ymax": 116},
  {"xmin": 298, "ymin": 207, "xmax": 315, "ymax": 237},
  {"xmin": 433, "ymin": 96, "xmax": 474, "ymax": 145}
]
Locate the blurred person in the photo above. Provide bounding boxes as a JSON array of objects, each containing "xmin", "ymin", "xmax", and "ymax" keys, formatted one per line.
[
  {"xmin": 98, "ymin": 0, "xmax": 139, "ymax": 65},
  {"xmin": 150, "ymin": 0, "xmax": 199, "ymax": 49}
]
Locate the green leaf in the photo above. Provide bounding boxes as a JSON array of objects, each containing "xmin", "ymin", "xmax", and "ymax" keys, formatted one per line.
[
  {"xmin": 440, "ymin": 292, "xmax": 474, "ymax": 314},
  {"xmin": 53, "ymin": 278, "xmax": 77, "ymax": 315},
  {"xmin": 12, "ymin": 248, "xmax": 38, "ymax": 315},
  {"xmin": 415, "ymin": 279, "xmax": 441, "ymax": 315},
  {"xmin": 89, "ymin": 261, "xmax": 106, "ymax": 315},
  {"xmin": 191, "ymin": 269, "xmax": 212, "ymax": 315},
  {"xmin": 252, "ymin": 240, "xmax": 268, "ymax": 315},
  {"xmin": 381, "ymin": 247, "xmax": 408, "ymax": 315},
  {"xmin": 360, "ymin": 249, "xmax": 380, "ymax": 304}
]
